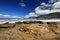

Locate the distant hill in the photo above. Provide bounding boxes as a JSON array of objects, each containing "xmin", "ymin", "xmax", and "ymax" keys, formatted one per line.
[{"xmin": 29, "ymin": 12, "xmax": 60, "ymax": 19}]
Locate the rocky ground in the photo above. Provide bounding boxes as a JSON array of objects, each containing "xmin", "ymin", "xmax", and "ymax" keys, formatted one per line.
[{"xmin": 0, "ymin": 22, "xmax": 60, "ymax": 40}]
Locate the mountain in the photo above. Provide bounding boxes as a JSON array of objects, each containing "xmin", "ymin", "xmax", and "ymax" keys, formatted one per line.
[{"xmin": 29, "ymin": 12, "xmax": 60, "ymax": 19}]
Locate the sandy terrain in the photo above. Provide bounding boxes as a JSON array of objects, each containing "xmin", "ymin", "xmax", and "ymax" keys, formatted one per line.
[{"xmin": 0, "ymin": 22, "xmax": 60, "ymax": 40}]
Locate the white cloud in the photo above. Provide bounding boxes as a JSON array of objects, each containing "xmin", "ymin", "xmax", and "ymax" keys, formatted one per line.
[
  {"xmin": 53, "ymin": 2, "xmax": 60, "ymax": 9},
  {"xmin": 4, "ymin": 15, "xmax": 10, "ymax": 17},
  {"xmin": 35, "ymin": 0, "xmax": 60, "ymax": 15},
  {"xmin": 19, "ymin": 2, "xmax": 26, "ymax": 7},
  {"xmin": 35, "ymin": 4, "xmax": 51, "ymax": 15},
  {"xmin": 11, "ymin": 16, "xmax": 21, "ymax": 18},
  {"xmin": 25, "ymin": 0, "xmax": 60, "ymax": 18},
  {"xmin": 35, "ymin": 6, "xmax": 60, "ymax": 15},
  {"xmin": 0, "ymin": 14, "xmax": 21, "ymax": 18},
  {"xmin": 41, "ymin": 2, "xmax": 51, "ymax": 7},
  {"xmin": 25, "ymin": 12, "xmax": 37, "ymax": 18},
  {"xmin": 48, "ymin": 0, "xmax": 58, "ymax": 3},
  {"xmin": 41, "ymin": 2, "xmax": 46, "ymax": 6},
  {"xmin": 35, "ymin": 9, "xmax": 50, "ymax": 15}
]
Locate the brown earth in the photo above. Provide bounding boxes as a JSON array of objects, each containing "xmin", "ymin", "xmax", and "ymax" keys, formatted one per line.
[{"xmin": 0, "ymin": 22, "xmax": 60, "ymax": 40}]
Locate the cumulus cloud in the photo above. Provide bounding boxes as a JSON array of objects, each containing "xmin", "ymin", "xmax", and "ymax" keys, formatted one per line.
[
  {"xmin": 35, "ymin": 9, "xmax": 50, "ymax": 15},
  {"xmin": 35, "ymin": 0, "xmax": 60, "ymax": 15},
  {"xmin": 25, "ymin": 0, "xmax": 60, "ymax": 18},
  {"xmin": 0, "ymin": 14, "xmax": 21, "ymax": 18},
  {"xmin": 51, "ymin": 9, "xmax": 60, "ymax": 12},
  {"xmin": 25, "ymin": 12, "xmax": 37, "ymax": 18},
  {"xmin": 41, "ymin": 2, "xmax": 52, "ymax": 7},
  {"xmin": 41, "ymin": 2, "xmax": 46, "ymax": 6},
  {"xmin": 53, "ymin": 2, "xmax": 60, "ymax": 9}
]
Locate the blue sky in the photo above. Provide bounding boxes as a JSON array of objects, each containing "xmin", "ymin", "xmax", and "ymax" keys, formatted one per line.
[
  {"xmin": 0, "ymin": 0, "xmax": 60, "ymax": 18},
  {"xmin": 0, "ymin": 0, "xmax": 49, "ymax": 17}
]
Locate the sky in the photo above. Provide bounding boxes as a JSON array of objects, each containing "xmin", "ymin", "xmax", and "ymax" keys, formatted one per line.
[{"xmin": 0, "ymin": 0, "xmax": 60, "ymax": 18}]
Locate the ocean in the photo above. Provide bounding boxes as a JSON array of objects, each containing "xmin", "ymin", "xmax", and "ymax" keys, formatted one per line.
[
  {"xmin": 0, "ymin": 18, "xmax": 38, "ymax": 24},
  {"xmin": 0, "ymin": 18, "xmax": 60, "ymax": 24}
]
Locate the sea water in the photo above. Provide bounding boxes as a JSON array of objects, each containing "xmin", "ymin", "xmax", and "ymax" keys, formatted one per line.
[
  {"xmin": 0, "ymin": 18, "xmax": 60, "ymax": 24},
  {"xmin": 0, "ymin": 18, "xmax": 38, "ymax": 24}
]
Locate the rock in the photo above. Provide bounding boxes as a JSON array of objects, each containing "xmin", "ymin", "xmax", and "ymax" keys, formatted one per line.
[{"xmin": 0, "ymin": 22, "xmax": 60, "ymax": 40}]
